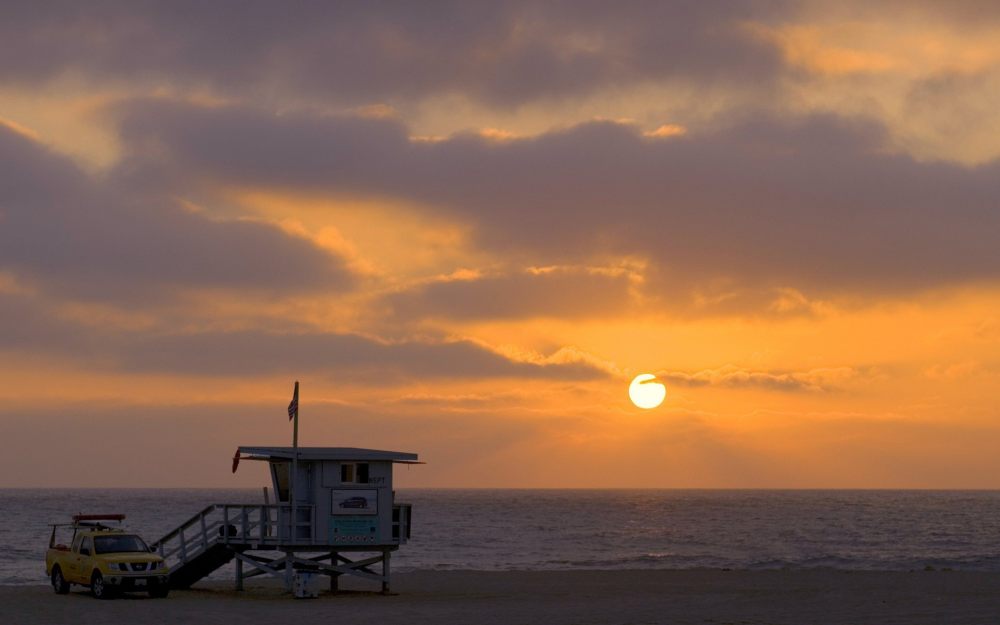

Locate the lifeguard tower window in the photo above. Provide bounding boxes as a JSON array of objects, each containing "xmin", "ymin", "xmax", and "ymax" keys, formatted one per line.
[
  {"xmin": 341, "ymin": 462, "xmax": 370, "ymax": 484},
  {"xmin": 271, "ymin": 462, "xmax": 290, "ymax": 502}
]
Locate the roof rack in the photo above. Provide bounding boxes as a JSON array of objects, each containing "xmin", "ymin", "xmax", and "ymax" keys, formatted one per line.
[{"xmin": 49, "ymin": 514, "xmax": 127, "ymax": 548}]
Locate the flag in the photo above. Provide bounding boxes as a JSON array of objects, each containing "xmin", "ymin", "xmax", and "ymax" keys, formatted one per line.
[
  {"xmin": 288, "ymin": 381, "xmax": 299, "ymax": 421},
  {"xmin": 231, "ymin": 449, "xmax": 240, "ymax": 474}
]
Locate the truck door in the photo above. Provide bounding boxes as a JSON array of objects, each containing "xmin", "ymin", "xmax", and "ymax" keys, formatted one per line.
[
  {"xmin": 66, "ymin": 534, "xmax": 83, "ymax": 582},
  {"xmin": 75, "ymin": 536, "xmax": 93, "ymax": 583}
]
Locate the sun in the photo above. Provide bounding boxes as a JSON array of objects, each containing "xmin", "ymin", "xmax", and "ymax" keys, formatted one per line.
[{"xmin": 628, "ymin": 373, "xmax": 666, "ymax": 409}]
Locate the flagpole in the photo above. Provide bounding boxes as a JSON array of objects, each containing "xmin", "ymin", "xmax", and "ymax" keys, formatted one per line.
[
  {"xmin": 284, "ymin": 380, "xmax": 299, "ymax": 591},
  {"xmin": 291, "ymin": 381, "xmax": 299, "ymax": 543}
]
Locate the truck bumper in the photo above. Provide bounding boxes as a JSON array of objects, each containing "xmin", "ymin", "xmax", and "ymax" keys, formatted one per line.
[{"xmin": 105, "ymin": 575, "xmax": 170, "ymax": 590}]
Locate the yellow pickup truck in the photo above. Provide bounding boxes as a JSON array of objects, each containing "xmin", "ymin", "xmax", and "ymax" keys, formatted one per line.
[{"xmin": 45, "ymin": 514, "xmax": 170, "ymax": 599}]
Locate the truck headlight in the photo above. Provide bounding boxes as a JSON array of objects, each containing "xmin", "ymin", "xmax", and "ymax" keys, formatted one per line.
[
  {"xmin": 105, "ymin": 562, "xmax": 126, "ymax": 572},
  {"xmin": 149, "ymin": 561, "xmax": 162, "ymax": 570}
]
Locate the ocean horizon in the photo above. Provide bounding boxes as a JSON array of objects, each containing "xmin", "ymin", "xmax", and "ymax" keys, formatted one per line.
[{"xmin": 5, "ymin": 488, "xmax": 1000, "ymax": 586}]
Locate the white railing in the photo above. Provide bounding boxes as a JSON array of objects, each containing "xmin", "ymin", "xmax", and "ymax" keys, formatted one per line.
[{"xmin": 151, "ymin": 504, "xmax": 315, "ymax": 568}]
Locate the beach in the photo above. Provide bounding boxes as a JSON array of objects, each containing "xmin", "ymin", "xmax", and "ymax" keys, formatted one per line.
[{"xmin": 5, "ymin": 569, "xmax": 998, "ymax": 625}]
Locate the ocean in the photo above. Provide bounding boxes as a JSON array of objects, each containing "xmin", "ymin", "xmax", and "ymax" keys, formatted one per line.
[{"xmin": 4, "ymin": 489, "xmax": 1000, "ymax": 585}]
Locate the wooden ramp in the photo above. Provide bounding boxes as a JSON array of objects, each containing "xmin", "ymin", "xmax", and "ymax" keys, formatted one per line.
[
  {"xmin": 150, "ymin": 504, "xmax": 254, "ymax": 589},
  {"xmin": 168, "ymin": 542, "xmax": 241, "ymax": 589}
]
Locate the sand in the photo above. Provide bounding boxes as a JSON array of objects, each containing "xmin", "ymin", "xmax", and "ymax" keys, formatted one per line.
[{"xmin": 4, "ymin": 569, "xmax": 999, "ymax": 625}]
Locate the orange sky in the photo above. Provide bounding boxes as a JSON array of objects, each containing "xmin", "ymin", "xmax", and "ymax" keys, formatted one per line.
[{"xmin": 1, "ymin": 2, "xmax": 999, "ymax": 487}]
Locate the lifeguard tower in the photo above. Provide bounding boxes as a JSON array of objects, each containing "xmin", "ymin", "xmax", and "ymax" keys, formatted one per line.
[{"xmin": 150, "ymin": 446, "xmax": 419, "ymax": 593}]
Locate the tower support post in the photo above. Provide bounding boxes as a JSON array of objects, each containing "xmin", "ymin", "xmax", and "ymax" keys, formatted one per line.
[{"xmin": 381, "ymin": 548, "xmax": 391, "ymax": 594}]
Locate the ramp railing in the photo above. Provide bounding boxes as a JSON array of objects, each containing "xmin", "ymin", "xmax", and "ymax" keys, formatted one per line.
[{"xmin": 151, "ymin": 504, "xmax": 315, "ymax": 569}]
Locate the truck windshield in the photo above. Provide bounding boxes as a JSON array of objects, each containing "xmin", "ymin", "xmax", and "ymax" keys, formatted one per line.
[{"xmin": 93, "ymin": 534, "xmax": 150, "ymax": 554}]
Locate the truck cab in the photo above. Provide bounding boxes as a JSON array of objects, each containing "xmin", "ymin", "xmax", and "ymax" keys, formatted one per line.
[{"xmin": 45, "ymin": 514, "xmax": 170, "ymax": 599}]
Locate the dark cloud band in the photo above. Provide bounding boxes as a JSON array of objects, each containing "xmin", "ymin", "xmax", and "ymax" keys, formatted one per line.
[
  {"xmin": 0, "ymin": 1, "xmax": 783, "ymax": 107},
  {"xmin": 110, "ymin": 100, "xmax": 1000, "ymax": 307},
  {"xmin": 0, "ymin": 124, "xmax": 355, "ymax": 301}
]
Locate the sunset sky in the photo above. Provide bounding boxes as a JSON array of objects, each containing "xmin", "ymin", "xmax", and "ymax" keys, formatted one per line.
[{"xmin": 2, "ymin": 1, "xmax": 999, "ymax": 488}]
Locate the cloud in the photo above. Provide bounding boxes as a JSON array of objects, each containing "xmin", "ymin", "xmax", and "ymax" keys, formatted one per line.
[
  {"xmin": 0, "ymin": 1, "xmax": 784, "ymax": 108},
  {"xmin": 0, "ymin": 292, "xmax": 94, "ymax": 354},
  {"xmin": 0, "ymin": 291, "xmax": 607, "ymax": 381},
  {"xmin": 0, "ymin": 123, "xmax": 356, "ymax": 302},
  {"xmin": 385, "ymin": 266, "xmax": 636, "ymax": 321},
  {"xmin": 109, "ymin": 99, "xmax": 1000, "ymax": 310},
  {"xmin": 923, "ymin": 360, "xmax": 998, "ymax": 381},
  {"xmin": 902, "ymin": 69, "xmax": 1000, "ymax": 162},
  {"xmin": 657, "ymin": 365, "xmax": 859, "ymax": 392},
  {"xmin": 119, "ymin": 329, "xmax": 608, "ymax": 380}
]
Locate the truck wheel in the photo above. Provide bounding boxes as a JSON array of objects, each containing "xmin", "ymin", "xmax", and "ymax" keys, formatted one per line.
[
  {"xmin": 51, "ymin": 567, "xmax": 70, "ymax": 594},
  {"xmin": 91, "ymin": 571, "xmax": 112, "ymax": 599}
]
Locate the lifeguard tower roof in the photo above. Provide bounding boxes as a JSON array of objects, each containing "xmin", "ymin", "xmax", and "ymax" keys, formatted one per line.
[{"xmin": 238, "ymin": 446, "xmax": 420, "ymax": 463}]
